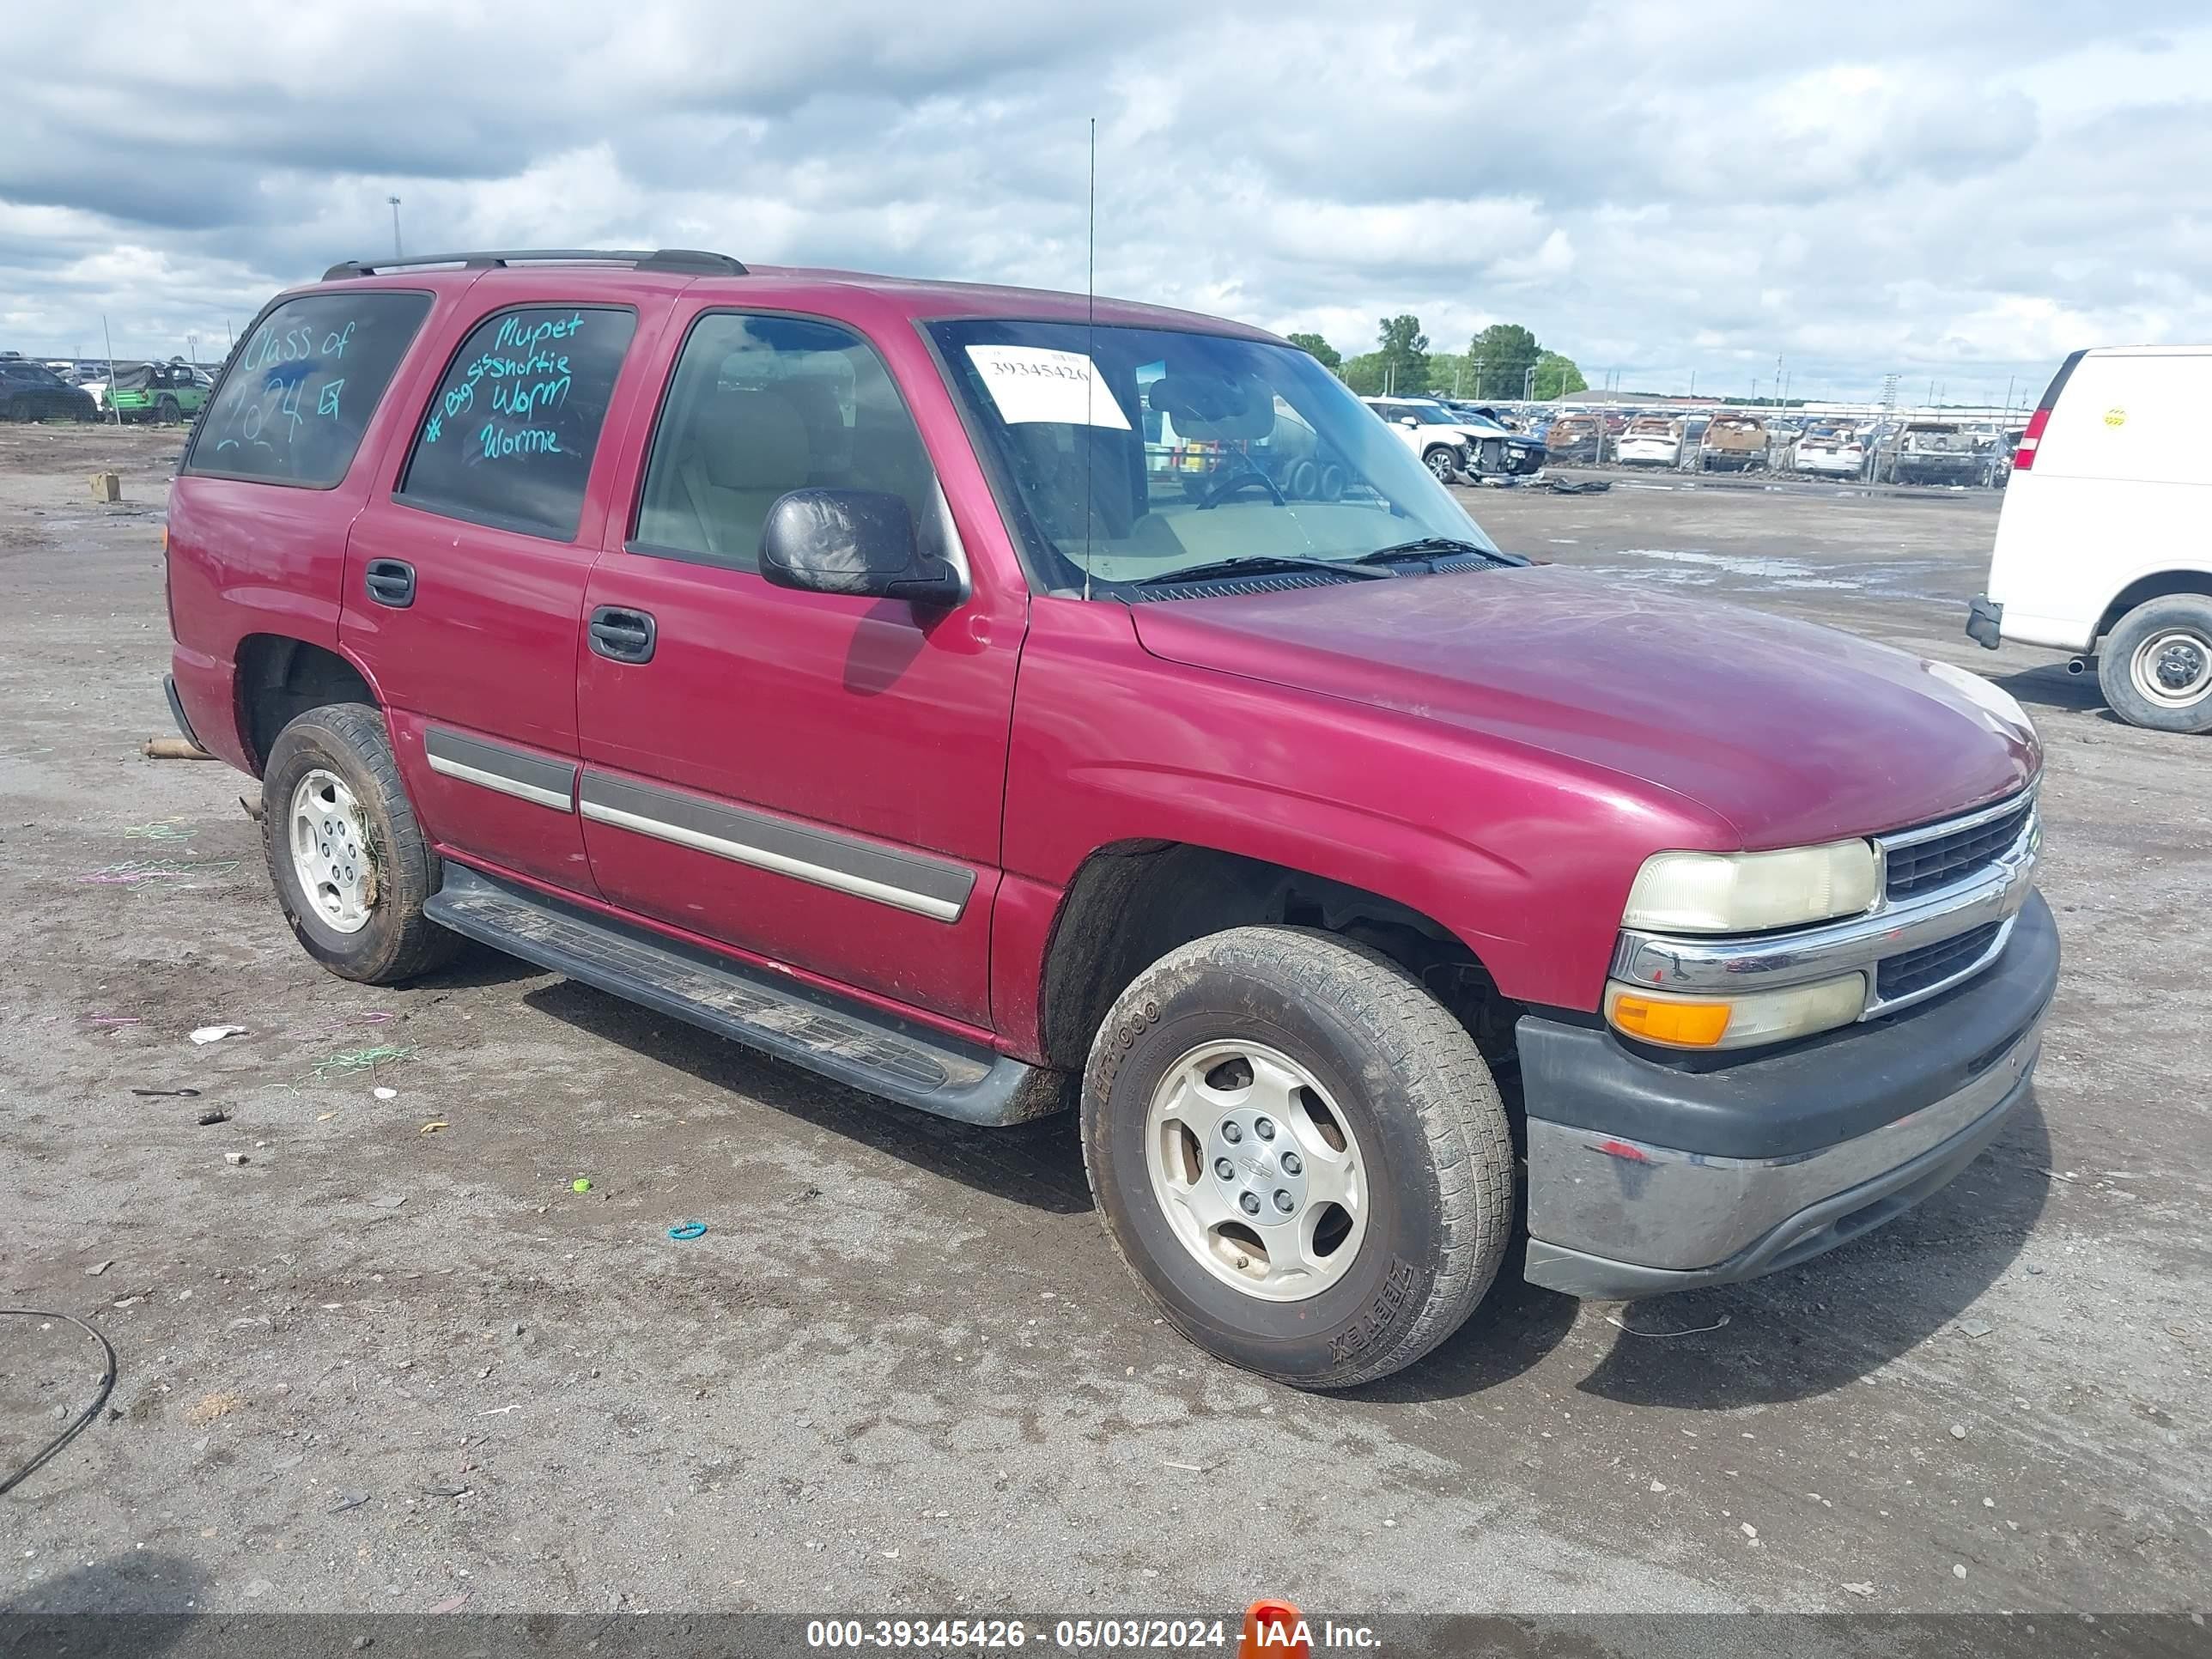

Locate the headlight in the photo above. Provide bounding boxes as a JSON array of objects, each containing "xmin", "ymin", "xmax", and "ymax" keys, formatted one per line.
[
  {"xmin": 1622, "ymin": 840, "xmax": 1879, "ymax": 934},
  {"xmin": 1607, "ymin": 972, "xmax": 1866, "ymax": 1050}
]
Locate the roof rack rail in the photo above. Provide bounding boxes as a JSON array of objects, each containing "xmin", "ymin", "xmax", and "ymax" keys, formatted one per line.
[{"xmin": 319, "ymin": 248, "xmax": 746, "ymax": 282}]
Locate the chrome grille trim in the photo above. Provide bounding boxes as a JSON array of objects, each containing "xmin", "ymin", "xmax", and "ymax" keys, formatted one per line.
[{"xmin": 1610, "ymin": 791, "xmax": 2040, "ymax": 1020}]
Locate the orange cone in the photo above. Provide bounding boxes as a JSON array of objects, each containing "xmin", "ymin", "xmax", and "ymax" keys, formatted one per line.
[{"xmin": 1238, "ymin": 1600, "xmax": 1310, "ymax": 1658}]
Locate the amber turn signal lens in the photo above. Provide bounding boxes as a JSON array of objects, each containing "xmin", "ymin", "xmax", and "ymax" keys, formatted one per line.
[{"xmin": 1607, "ymin": 992, "xmax": 1731, "ymax": 1048}]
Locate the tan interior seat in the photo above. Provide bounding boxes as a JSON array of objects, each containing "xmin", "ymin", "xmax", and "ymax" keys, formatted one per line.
[{"xmin": 671, "ymin": 389, "xmax": 811, "ymax": 567}]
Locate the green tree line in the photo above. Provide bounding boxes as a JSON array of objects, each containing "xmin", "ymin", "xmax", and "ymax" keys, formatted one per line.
[{"xmin": 1287, "ymin": 319, "xmax": 1587, "ymax": 401}]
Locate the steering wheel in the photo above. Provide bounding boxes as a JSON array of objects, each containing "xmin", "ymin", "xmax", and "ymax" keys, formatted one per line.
[{"xmin": 1198, "ymin": 464, "xmax": 1285, "ymax": 511}]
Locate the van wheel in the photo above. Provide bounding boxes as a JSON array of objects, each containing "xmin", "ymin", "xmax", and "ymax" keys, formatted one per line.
[
  {"xmin": 2099, "ymin": 597, "xmax": 2212, "ymax": 732},
  {"xmin": 260, "ymin": 703, "xmax": 461, "ymax": 982},
  {"xmin": 1081, "ymin": 927, "xmax": 1514, "ymax": 1390}
]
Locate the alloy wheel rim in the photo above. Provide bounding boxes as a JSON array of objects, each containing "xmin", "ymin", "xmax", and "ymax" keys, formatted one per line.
[
  {"xmin": 1142, "ymin": 1040, "xmax": 1369, "ymax": 1303},
  {"xmin": 289, "ymin": 769, "xmax": 374, "ymax": 933}
]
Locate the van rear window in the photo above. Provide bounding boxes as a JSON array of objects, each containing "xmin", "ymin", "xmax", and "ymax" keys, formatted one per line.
[{"xmin": 186, "ymin": 293, "xmax": 432, "ymax": 488}]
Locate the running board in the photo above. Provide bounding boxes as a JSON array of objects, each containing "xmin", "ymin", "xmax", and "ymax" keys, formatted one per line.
[{"xmin": 424, "ymin": 865, "xmax": 1066, "ymax": 1127}]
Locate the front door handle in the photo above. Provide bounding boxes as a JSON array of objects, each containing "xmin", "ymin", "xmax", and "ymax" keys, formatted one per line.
[
  {"xmin": 364, "ymin": 558, "xmax": 415, "ymax": 608},
  {"xmin": 588, "ymin": 605, "xmax": 657, "ymax": 664}
]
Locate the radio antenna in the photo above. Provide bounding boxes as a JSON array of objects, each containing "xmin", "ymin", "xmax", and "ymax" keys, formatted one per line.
[{"xmin": 1083, "ymin": 115, "xmax": 1097, "ymax": 602}]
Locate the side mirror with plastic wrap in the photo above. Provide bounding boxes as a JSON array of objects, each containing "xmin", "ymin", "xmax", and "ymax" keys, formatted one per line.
[{"xmin": 757, "ymin": 489, "xmax": 967, "ymax": 608}]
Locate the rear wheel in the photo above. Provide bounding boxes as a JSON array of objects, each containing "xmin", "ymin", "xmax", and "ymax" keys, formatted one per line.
[
  {"xmin": 2099, "ymin": 596, "xmax": 2212, "ymax": 732},
  {"xmin": 1081, "ymin": 927, "xmax": 1515, "ymax": 1389},
  {"xmin": 260, "ymin": 702, "xmax": 461, "ymax": 982},
  {"xmin": 155, "ymin": 394, "xmax": 181, "ymax": 424}
]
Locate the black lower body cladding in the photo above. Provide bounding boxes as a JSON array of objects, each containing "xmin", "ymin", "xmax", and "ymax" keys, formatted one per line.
[{"xmin": 1516, "ymin": 893, "xmax": 2058, "ymax": 1297}]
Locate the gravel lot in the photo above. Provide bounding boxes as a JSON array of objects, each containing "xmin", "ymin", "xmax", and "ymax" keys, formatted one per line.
[{"xmin": 3, "ymin": 425, "xmax": 2206, "ymax": 1621}]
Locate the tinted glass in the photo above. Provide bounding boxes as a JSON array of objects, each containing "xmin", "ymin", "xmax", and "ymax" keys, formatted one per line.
[
  {"xmin": 187, "ymin": 292, "xmax": 432, "ymax": 487},
  {"xmin": 398, "ymin": 306, "xmax": 636, "ymax": 540},
  {"xmin": 634, "ymin": 313, "xmax": 948, "ymax": 573}
]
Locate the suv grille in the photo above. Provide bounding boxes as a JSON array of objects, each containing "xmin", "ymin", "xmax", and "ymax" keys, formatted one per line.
[
  {"xmin": 1876, "ymin": 921, "xmax": 2002, "ymax": 1003},
  {"xmin": 1885, "ymin": 798, "xmax": 2032, "ymax": 900}
]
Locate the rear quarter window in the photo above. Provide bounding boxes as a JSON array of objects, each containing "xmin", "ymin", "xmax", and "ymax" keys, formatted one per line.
[
  {"xmin": 186, "ymin": 292, "xmax": 433, "ymax": 487},
  {"xmin": 395, "ymin": 305, "xmax": 637, "ymax": 541}
]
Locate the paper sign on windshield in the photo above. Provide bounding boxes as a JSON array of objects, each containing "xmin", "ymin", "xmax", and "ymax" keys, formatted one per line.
[{"xmin": 964, "ymin": 345, "xmax": 1131, "ymax": 429}]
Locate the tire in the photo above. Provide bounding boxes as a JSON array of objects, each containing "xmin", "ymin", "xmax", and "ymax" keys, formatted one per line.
[
  {"xmin": 260, "ymin": 702, "xmax": 461, "ymax": 982},
  {"xmin": 1423, "ymin": 446, "xmax": 1460, "ymax": 484},
  {"xmin": 1081, "ymin": 926, "xmax": 1515, "ymax": 1390},
  {"xmin": 2097, "ymin": 596, "xmax": 2212, "ymax": 733},
  {"xmin": 155, "ymin": 394, "xmax": 181, "ymax": 424}
]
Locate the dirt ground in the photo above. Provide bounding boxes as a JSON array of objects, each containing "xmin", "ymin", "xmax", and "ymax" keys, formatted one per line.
[{"xmin": 2, "ymin": 425, "xmax": 2206, "ymax": 1621}]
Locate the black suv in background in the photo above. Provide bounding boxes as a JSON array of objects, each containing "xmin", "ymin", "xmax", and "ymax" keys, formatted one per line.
[{"xmin": 0, "ymin": 354, "xmax": 98, "ymax": 422}]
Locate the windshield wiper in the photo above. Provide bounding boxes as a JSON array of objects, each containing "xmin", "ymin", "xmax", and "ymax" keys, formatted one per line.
[
  {"xmin": 1129, "ymin": 555, "xmax": 1389, "ymax": 588},
  {"xmin": 1355, "ymin": 537, "xmax": 1513, "ymax": 568}
]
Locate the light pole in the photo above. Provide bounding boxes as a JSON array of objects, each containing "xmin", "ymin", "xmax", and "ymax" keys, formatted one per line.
[
  {"xmin": 1472, "ymin": 357, "xmax": 1486, "ymax": 399},
  {"xmin": 1523, "ymin": 363, "xmax": 1537, "ymax": 400},
  {"xmin": 388, "ymin": 196, "xmax": 404, "ymax": 260}
]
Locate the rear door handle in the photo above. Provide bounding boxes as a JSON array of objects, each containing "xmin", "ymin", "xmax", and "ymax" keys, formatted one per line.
[
  {"xmin": 588, "ymin": 605, "xmax": 657, "ymax": 664},
  {"xmin": 363, "ymin": 558, "xmax": 416, "ymax": 608}
]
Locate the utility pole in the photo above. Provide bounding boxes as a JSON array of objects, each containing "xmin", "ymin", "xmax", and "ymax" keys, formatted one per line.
[
  {"xmin": 388, "ymin": 196, "xmax": 404, "ymax": 260},
  {"xmin": 100, "ymin": 315, "xmax": 120, "ymax": 425}
]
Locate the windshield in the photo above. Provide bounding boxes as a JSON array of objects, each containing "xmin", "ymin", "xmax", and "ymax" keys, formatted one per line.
[{"xmin": 928, "ymin": 319, "xmax": 1496, "ymax": 595}]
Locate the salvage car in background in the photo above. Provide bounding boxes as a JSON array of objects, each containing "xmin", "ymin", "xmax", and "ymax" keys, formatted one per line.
[
  {"xmin": 1870, "ymin": 422, "xmax": 1982, "ymax": 487},
  {"xmin": 1695, "ymin": 412, "xmax": 1768, "ymax": 472},
  {"xmin": 1543, "ymin": 410, "xmax": 1608, "ymax": 465},
  {"xmin": 1428, "ymin": 401, "xmax": 1547, "ymax": 479},
  {"xmin": 1361, "ymin": 397, "xmax": 1474, "ymax": 483},
  {"xmin": 1972, "ymin": 345, "xmax": 2212, "ymax": 732},
  {"xmin": 1795, "ymin": 428, "xmax": 1868, "ymax": 478},
  {"xmin": 106, "ymin": 360, "xmax": 211, "ymax": 424},
  {"xmin": 0, "ymin": 353, "xmax": 98, "ymax": 422},
  {"xmin": 1615, "ymin": 417, "xmax": 1682, "ymax": 467}
]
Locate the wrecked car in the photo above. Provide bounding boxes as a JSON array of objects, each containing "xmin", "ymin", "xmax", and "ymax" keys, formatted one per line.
[{"xmin": 1694, "ymin": 412, "xmax": 1769, "ymax": 472}]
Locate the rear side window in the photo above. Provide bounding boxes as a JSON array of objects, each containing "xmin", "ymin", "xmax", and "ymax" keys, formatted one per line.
[
  {"xmin": 398, "ymin": 306, "xmax": 637, "ymax": 541},
  {"xmin": 187, "ymin": 292, "xmax": 432, "ymax": 487}
]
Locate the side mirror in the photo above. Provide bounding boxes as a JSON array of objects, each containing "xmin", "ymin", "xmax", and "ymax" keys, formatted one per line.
[
  {"xmin": 758, "ymin": 489, "xmax": 967, "ymax": 608},
  {"xmin": 1398, "ymin": 415, "xmax": 1419, "ymax": 428}
]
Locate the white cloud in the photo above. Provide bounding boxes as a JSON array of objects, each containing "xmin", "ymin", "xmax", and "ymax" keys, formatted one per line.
[{"xmin": 1, "ymin": 0, "xmax": 2208, "ymax": 399}]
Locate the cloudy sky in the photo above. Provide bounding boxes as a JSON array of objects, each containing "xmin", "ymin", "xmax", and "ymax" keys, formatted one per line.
[{"xmin": 3, "ymin": 2, "xmax": 2207, "ymax": 404}]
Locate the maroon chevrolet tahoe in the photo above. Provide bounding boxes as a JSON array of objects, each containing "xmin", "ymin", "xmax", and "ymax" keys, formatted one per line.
[{"xmin": 164, "ymin": 247, "xmax": 2057, "ymax": 1388}]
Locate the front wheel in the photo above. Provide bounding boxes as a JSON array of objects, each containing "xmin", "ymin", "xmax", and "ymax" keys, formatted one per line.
[
  {"xmin": 155, "ymin": 394, "xmax": 181, "ymax": 424},
  {"xmin": 2099, "ymin": 596, "xmax": 2212, "ymax": 732},
  {"xmin": 261, "ymin": 703, "xmax": 462, "ymax": 982},
  {"xmin": 1423, "ymin": 446, "xmax": 1461, "ymax": 484},
  {"xmin": 1081, "ymin": 927, "xmax": 1515, "ymax": 1389}
]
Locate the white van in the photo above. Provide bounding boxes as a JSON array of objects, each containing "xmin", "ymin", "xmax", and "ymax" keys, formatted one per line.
[{"xmin": 1971, "ymin": 346, "xmax": 2212, "ymax": 732}]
